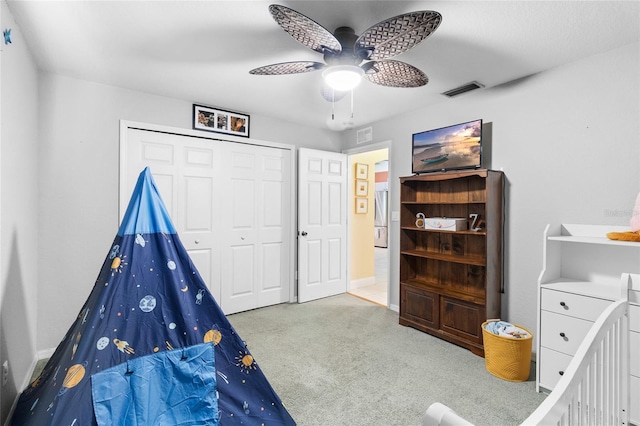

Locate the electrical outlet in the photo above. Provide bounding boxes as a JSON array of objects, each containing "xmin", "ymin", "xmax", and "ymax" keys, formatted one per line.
[{"xmin": 2, "ymin": 360, "xmax": 8, "ymax": 386}]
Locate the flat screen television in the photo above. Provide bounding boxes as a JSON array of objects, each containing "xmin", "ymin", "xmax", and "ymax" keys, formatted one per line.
[{"xmin": 411, "ymin": 119, "xmax": 483, "ymax": 174}]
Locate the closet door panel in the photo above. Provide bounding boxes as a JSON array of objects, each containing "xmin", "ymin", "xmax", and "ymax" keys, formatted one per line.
[
  {"xmin": 220, "ymin": 142, "xmax": 291, "ymax": 313},
  {"xmin": 123, "ymin": 126, "xmax": 292, "ymax": 314}
]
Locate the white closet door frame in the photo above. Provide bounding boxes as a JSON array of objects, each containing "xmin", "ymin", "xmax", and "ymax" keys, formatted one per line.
[{"xmin": 118, "ymin": 120, "xmax": 297, "ymax": 305}]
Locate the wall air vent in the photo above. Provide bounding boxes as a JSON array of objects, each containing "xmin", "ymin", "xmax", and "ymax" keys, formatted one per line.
[
  {"xmin": 442, "ymin": 81, "xmax": 485, "ymax": 98},
  {"xmin": 356, "ymin": 126, "xmax": 373, "ymax": 144}
]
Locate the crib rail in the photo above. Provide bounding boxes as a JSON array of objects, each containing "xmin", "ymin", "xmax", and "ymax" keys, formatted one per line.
[
  {"xmin": 521, "ymin": 298, "xmax": 629, "ymax": 426},
  {"xmin": 423, "ymin": 297, "xmax": 630, "ymax": 426}
]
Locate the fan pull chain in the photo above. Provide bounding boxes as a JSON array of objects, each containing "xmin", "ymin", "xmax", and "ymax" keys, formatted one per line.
[
  {"xmin": 331, "ymin": 88, "xmax": 335, "ymax": 120},
  {"xmin": 350, "ymin": 89, "xmax": 354, "ymax": 119}
]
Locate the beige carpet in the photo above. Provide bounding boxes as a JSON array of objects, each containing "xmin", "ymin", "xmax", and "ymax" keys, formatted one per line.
[
  {"xmin": 228, "ymin": 293, "xmax": 546, "ymax": 426},
  {"xmin": 31, "ymin": 293, "xmax": 546, "ymax": 425}
]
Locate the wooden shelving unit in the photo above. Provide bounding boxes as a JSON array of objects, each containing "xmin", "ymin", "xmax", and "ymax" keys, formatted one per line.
[{"xmin": 399, "ymin": 169, "xmax": 504, "ymax": 356}]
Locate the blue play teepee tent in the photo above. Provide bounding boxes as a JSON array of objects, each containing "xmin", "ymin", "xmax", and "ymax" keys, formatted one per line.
[{"xmin": 10, "ymin": 167, "xmax": 296, "ymax": 425}]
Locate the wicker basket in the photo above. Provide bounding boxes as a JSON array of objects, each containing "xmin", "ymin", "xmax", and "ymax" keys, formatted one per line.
[{"xmin": 481, "ymin": 320, "xmax": 533, "ymax": 382}]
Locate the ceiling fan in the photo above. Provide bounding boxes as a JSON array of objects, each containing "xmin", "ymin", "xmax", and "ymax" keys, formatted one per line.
[{"xmin": 249, "ymin": 4, "xmax": 442, "ymax": 97}]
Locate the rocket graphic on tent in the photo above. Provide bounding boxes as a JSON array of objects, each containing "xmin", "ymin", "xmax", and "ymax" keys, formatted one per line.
[{"xmin": 9, "ymin": 167, "xmax": 296, "ymax": 425}]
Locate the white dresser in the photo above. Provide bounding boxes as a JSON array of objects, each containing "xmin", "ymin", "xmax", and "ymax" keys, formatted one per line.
[
  {"xmin": 630, "ymin": 282, "xmax": 640, "ymax": 425},
  {"xmin": 536, "ymin": 224, "xmax": 640, "ymax": 424}
]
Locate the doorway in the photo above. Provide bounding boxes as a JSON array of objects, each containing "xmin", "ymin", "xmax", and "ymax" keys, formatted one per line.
[{"xmin": 345, "ymin": 145, "xmax": 390, "ymax": 307}]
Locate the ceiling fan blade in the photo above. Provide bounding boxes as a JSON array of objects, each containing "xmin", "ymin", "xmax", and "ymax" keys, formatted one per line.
[
  {"xmin": 249, "ymin": 61, "xmax": 325, "ymax": 75},
  {"xmin": 269, "ymin": 4, "xmax": 342, "ymax": 54},
  {"xmin": 363, "ymin": 60, "xmax": 429, "ymax": 88},
  {"xmin": 355, "ymin": 11, "xmax": 442, "ymax": 60}
]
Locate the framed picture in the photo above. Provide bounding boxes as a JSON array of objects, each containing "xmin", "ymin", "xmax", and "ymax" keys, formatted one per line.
[
  {"xmin": 355, "ymin": 198, "xmax": 368, "ymax": 214},
  {"xmin": 356, "ymin": 180, "xmax": 368, "ymax": 196},
  {"xmin": 355, "ymin": 163, "xmax": 368, "ymax": 179},
  {"xmin": 192, "ymin": 104, "xmax": 250, "ymax": 138}
]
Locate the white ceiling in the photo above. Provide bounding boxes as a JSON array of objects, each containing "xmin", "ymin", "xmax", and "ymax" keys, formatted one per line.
[{"xmin": 6, "ymin": 0, "xmax": 640, "ymax": 131}]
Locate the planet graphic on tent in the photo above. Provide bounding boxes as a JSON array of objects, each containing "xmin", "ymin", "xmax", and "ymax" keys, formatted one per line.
[
  {"xmin": 139, "ymin": 295, "xmax": 156, "ymax": 312},
  {"xmin": 57, "ymin": 363, "xmax": 86, "ymax": 396},
  {"xmin": 204, "ymin": 329, "xmax": 222, "ymax": 345},
  {"xmin": 96, "ymin": 337, "xmax": 109, "ymax": 350}
]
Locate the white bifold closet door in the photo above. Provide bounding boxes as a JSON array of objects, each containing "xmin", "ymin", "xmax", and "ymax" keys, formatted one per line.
[{"xmin": 121, "ymin": 127, "xmax": 291, "ymax": 315}]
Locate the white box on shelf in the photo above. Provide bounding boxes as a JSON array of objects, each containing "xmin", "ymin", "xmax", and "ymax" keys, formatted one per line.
[{"xmin": 424, "ymin": 217, "xmax": 467, "ymax": 231}]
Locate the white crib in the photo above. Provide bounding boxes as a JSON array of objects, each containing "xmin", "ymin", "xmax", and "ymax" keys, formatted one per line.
[
  {"xmin": 423, "ymin": 273, "xmax": 637, "ymax": 426},
  {"xmin": 521, "ymin": 298, "xmax": 629, "ymax": 425}
]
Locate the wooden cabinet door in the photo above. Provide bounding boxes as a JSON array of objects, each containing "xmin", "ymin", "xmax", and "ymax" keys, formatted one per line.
[
  {"xmin": 440, "ymin": 296, "xmax": 484, "ymax": 344},
  {"xmin": 400, "ymin": 283, "xmax": 439, "ymax": 330}
]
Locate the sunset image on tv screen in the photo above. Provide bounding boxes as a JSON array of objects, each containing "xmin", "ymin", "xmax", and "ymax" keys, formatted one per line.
[{"xmin": 412, "ymin": 119, "xmax": 482, "ymax": 173}]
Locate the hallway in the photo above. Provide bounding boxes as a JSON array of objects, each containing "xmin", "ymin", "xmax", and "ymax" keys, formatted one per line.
[{"xmin": 348, "ymin": 247, "xmax": 388, "ymax": 306}]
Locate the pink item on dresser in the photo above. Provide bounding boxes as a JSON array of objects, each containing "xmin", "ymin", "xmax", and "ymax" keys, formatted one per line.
[{"xmin": 631, "ymin": 192, "xmax": 640, "ymax": 232}]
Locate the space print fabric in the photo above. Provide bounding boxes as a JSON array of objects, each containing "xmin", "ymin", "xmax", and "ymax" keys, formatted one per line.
[{"xmin": 9, "ymin": 167, "xmax": 296, "ymax": 425}]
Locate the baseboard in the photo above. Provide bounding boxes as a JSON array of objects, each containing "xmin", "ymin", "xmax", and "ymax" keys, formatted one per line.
[
  {"xmin": 389, "ymin": 303, "xmax": 399, "ymax": 313},
  {"xmin": 5, "ymin": 347, "xmax": 57, "ymax": 425},
  {"xmin": 349, "ymin": 276, "xmax": 375, "ymax": 290},
  {"xmin": 37, "ymin": 347, "xmax": 55, "ymax": 361}
]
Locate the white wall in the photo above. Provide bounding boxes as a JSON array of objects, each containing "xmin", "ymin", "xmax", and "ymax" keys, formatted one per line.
[
  {"xmin": 36, "ymin": 74, "xmax": 343, "ymax": 352},
  {"xmin": 0, "ymin": 1, "xmax": 39, "ymax": 421},
  {"xmin": 341, "ymin": 42, "xmax": 640, "ymax": 344}
]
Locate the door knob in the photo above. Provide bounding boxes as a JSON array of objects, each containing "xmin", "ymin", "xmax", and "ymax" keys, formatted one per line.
[{"xmin": 301, "ymin": 231, "xmax": 308, "ymax": 236}]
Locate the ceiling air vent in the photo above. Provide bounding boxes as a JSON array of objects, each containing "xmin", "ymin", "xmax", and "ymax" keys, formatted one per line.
[{"xmin": 442, "ymin": 81, "xmax": 485, "ymax": 98}]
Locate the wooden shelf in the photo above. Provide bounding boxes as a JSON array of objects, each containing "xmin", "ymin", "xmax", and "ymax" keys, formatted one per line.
[
  {"xmin": 401, "ymin": 249, "xmax": 486, "ymax": 266},
  {"xmin": 402, "ymin": 278, "xmax": 485, "ymax": 304},
  {"xmin": 399, "ymin": 169, "xmax": 504, "ymax": 357},
  {"xmin": 401, "ymin": 226, "xmax": 487, "ymax": 236},
  {"xmin": 401, "ymin": 201, "xmax": 486, "ymax": 205}
]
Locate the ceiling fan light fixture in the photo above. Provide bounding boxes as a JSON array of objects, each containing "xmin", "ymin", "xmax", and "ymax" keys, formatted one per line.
[{"xmin": 322, "ymin": 65, "xmax": 364, "ymax": 91}]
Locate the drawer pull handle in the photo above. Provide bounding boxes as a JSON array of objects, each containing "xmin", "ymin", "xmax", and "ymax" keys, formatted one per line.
[
  {"xmin": 560, "ymin": 301, "xmax": 567, "ymax": 308},
  {"xmin": 559, "ymin": 371, "xmax": 564, "ymax": 376},
  {"xmin": 559, "ymin": 332, "xmax": 566, "ymax": 338}
]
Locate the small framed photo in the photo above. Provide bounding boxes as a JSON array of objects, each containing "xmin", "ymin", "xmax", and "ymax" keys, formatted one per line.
[
  {"xmin": 356, "ymin": 180, "xmax": 368, "ymax": 196},
  {"xmin": 193, "ymin": 104, "xmax": 250, "ymax": 138},
  {"xmin": 355, "ymin": 198, "xmax": 368, "ymax": 214},
  {"xmin": 355, "ymin": 163, "xmax": 368, "ymax": 179}
]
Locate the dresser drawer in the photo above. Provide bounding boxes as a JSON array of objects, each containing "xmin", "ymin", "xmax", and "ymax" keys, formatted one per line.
[
  {"xmin": 631, "ymin": 330, "xmax": 639, "ymax": 378},
  {"xmin": 540, "ymin": 310, "xmax": 593, "ymax": 356},
  {"xmin": 539, "ymin": 347, "xmax": 572, "ymax": 391},
  {"xmin": 541, "ymin": 288, "xmax": 611, "ymax": 321},
  {"xmin": 630, "ymin": 304, "xmax": 640, "ymax": 333},
  {"xmin": 631, "ymin": 375, "xmax": 639, "ymax": 426}
]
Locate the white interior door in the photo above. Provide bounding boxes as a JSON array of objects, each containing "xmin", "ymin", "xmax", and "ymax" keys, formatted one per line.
[
  {"xmin": 297, "ymin": 148, "xmax": 348, "ymax": 302},
  {"xmin": 219, "ymin": 142, "xmax": 291, "ymax": 313}
]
